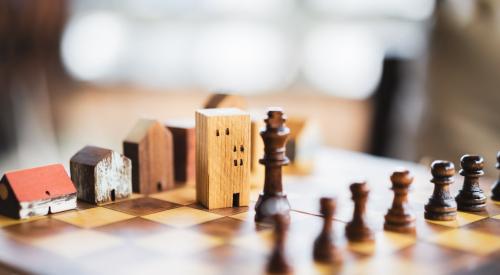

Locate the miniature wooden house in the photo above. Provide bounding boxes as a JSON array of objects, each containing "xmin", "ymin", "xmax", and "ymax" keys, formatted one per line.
[
  {"xmin": 123, "ymin": 119, "xmax": 174, "ymax": 194},
  {"xmin": 283, "ymin": 117, "xmax": 319, "ymax": 175},
  {"xmin": 196, "ymin": 108, "xmax": 251, "ymax": 209},
  {"xmin": 204, "ymin": 93, "xmax": 248, "ymax": 110},
  {"xmin": 165, "ymin": 119, "xmax": 195, "ymax": 184},
  {"xmin": 70, "ymin": 146, "xmax": 132, "ymax": 205},
  {"xmin": 0, "ymin": 164, "xmax": 77, "ymax": 219}
]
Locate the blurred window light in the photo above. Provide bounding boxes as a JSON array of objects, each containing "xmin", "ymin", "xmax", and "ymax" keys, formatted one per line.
[
  {"xmin": 303, "ymin": 25, "xmax": 384, "ymax": 99},
  {"xmin": 192, "ymin": 22, "xmax": 295, "ymax": 94},
  {"xmin": 61, "ymin": 11, "xmax": 127, "ymax": 81},
  {"xmin": 125, "ymin": 24, "xmax": 193, "ymax": 88},
  {"xmin": 199, "ymin": 0, "xmax": 292, "ymax": 17},
  {"xmin": 306, "ymin": 0, "xmax": 435, "ymax": 21}
]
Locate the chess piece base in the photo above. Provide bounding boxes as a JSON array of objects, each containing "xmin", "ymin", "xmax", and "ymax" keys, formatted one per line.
[
  {"xmin": 255, "ymin": 193, "xmax": 291, "ymax": 224},
  {"xmin": 313, "ymin": 236, "xmax": 343, "ymax": 263},
  {"xmin": 424, "ymin": 210, "xmax": 456, "ymax": 221},
  {"xmin": 456, "ymin": 193, "xmax": 486, "ymax": 211},
  {"xmin": 345, "ymin": 222, "xmax": 374, "ymax": 242},
  {"xmin": 384, "ymin": 213, "xmax": 416, "ymax": 234}
]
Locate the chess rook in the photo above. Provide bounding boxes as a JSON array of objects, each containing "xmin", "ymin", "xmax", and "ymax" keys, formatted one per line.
[
  {"xmin": 455, "ymin": 155, "xmax": 487, "ymax": 211},
  {"xmin": 267, "ymin": 214, "xmax": 293, "ymax": 275},
  {"xmin": 490, "ymin": 151, "xmax": 500, "ymax": 201},
  {"xmin": 345, "ymin": 182, "xmax": 374, "ymax": 242},
  {"xmin": 313, "ymin": 197, "xmax": 342, "ymax": 263},
  {"xmin": 424, "ymin": 160, "xmax": 457, "ymax": 221},
  {"xmin": 254, "ymin": 108, "xmax": 291, "ymax": 224},
  {"xmin": 384, "ymin": 169, "xmax": 416, "ymax": 234}
]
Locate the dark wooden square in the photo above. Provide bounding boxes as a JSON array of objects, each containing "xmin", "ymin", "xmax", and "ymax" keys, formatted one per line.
[
  {"xmin": 95, "ymin": 217, "xmax": 173, "ymax": 239},
  {"xmin": 103, "ymin": 197, "xmax": 180, "ymax": 216},
  {"xmin": 3, "ymin": 218, "xmax": 79, "ymax": 240}
]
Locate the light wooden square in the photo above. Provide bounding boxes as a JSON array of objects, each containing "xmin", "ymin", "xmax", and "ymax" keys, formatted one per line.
[
  {"xmin": 231, "ymin": 229, "xmax": 273, "ymax": 253},
  {"xmin": 426, "ymin": 229, "xmax": 500, "ymax": 255},
  {"xmin": 492, "ymin": 214, "xmax": 500, "ymax": 220},
  {"xmin": 142, "ymin": 207, "xmax": 223, "ymax": 228},
  {"xmin": 425, "ymin": 211, "xmax": 485, "ymax": 228},
  {"xmin": 150, "ymin": 187, "xmax": 196, "ymax": 205},
  {"xmin": 53, "ymin": 207, "xmax": 134, "ymax": 228},
  {"xmin": 135, "ymin": 229, "xmax": 224, "ymax": 256},
  {"xmin": 343, "ymin": 256, "xmax": 436, "ymax": 275},
  {"xmin": 348, "ymin": 231, "xmax": 416, "ymax": 256},
  {"xmin": 30, "ymin": 230, "xmax": 123, "ymax": 258}
]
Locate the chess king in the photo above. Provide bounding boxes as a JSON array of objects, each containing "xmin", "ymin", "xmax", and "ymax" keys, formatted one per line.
[{"xmin": 254, "ymin": 108, "xmax": 291, "ymax": 224}]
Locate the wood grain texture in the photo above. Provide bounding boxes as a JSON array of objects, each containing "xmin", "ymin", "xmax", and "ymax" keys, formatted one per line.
[
  {"xmin": 0, "ymin": 164, "xmax": 77, "ymax": 219},
  {"xmin": 196, "ymin": 108, "xmax": 251, "ymax": 209},
  {"xmin": 250, "ymin": 118, "xmax": 265, "ymax": 187},
  {"xmin": 165, "ymin": 119, "xmax": 195, "ymax": 184},
  {"xmin": 70, "ymin": 146, "xmax": 132, "ymax": 205},
  {"xmin": 123, "ymin": 119, "xmax": 174, "ymax": 194}
]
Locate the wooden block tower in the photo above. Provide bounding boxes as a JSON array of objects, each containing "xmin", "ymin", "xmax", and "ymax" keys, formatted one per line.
[{"xmin": 196, "ymin": 108, "xmax": 251, "ymax": 209}]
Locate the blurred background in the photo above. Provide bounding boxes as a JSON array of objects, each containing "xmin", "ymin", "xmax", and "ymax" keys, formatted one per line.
[{"xmin": 1, "ymin": 0, "xmax": 499, "ymax": 174}]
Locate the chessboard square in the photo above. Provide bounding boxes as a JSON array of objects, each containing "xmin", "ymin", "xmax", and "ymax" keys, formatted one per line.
[
  {"xmin": 135, "ymin": 229, "xmax": 224, "ymax": 257},
  {"xmin": 194, "ymin": 217, "xmax": 246, "ymax": 238},
  {"xmin": 0, "ymin": 215, "xmax": 45, "ymax": 228},
  {"xmin": 122, "ymin": 258, "xmax": 221, "ymax": 275},
  {"xmin": 30, "ymin": 230, "xmax": 123, "ymax": 258},
  {"xmin": 464, "ymin": 218, "xmax": 500, "ymax": 235},
  {"xmin": 348, "ymin": 231, "xmax": 416, "ymax": 256},
  {"xmin": 343, "ymin": 255, "xmax": 437, "ymax": 275},
  {"xmin": 142, "ymin": 207, "xmax": 223, "ymax": 228},
  {"xmin": 103, "ymin": 197, "xmax": 180, "ymax": 216},
  {"xmin": 425, "ymin": 211, "xmax": 485, "ymax": 228},
  {"xmin": 427, "ymin": 229, "xmax": 500, "ymax": 255},
  {"xmin": 231, "ymin": 229, "xmax": 273, "ymax": 254},
  {"xmin": 53, "ymin": 207, "xmax": 134, "ymax": 228},
  {"xmin": 492, "ymin": 214, "xmax": 500, "ymax": 220},
  {"xmin": 95, "ymin": 217, "xmax": 174, "ymax": 239},
  {"xmin": 150, "ymin": 187, "xmax": 196, "ymax": 205},
  {"xmin": 4, "ymin": 218, "xmax": 78, "ymax": 241},
  {"xmin": 188, "ymin": 203, "xmax": 249, "ymax": 216}
]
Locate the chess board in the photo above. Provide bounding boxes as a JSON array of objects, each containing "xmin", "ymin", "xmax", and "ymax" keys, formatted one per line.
[{"xmin": 0, "ymin": 149, "xmax": 499, "ymax": 275}]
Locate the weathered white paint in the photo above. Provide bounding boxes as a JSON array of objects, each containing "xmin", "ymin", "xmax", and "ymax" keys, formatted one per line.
[
  {"xmin": 18, "ymin": 194, "xmax": 77, "ymax": 219},
  {"xmin": 94, "ymin": 151, "xmax": 132, "ymax": 204}
]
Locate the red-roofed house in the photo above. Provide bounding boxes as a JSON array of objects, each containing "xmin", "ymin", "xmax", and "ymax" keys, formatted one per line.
[{"xmin": 0, "ymin": 164, "xmax": 77, "ymax": 219}]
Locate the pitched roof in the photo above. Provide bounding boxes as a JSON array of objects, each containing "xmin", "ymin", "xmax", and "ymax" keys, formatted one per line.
[
  {"xmin": 70, "ymin": 146, "xmax": 112, "ymax": 166},
  {"xmin": 3, "ymin": 164, "xmax": 76, "ymax": 202},
  {"xmin": 124, "ymin": 119, "xmax": 159, "ymax": 143}
]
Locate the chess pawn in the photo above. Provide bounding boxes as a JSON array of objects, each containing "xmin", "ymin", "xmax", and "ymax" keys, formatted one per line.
[
  {"xmin": 384, "ymin": 169, "xmax": 416, "ymax": 234},
  {"xmin": 424, "ymin": 160, "xmax": 457, "ymax": 221},
  {"xmin": 345, "ymin": 182, "xmax": 374, "ymax": 242},
  {"xmin": 491, "ymin": 151, "xmax": 500, "ymax": 201},
  {"xmin": 313, "ymin": 197, "xmax": 342, "ymax": 263},
  {"xmin": 267, "ymin": 214, "xmax": 293, "ymax": 275},
  {"xmin": 455, "ymin": 155, "xmax": 487, "ymax": 211},
  {"xmin": 255, "ymin": 108, "xmax": 291, "ymax": 224}
]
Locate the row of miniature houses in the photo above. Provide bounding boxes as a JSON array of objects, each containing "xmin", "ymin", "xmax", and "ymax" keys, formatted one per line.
[
  {"xmin": 0, "ymin": 94, "xmax": 315, "ymax": 219},
  {"xmin": 0, "ymin": 118, "xmax": 190, "ymax": 219}
]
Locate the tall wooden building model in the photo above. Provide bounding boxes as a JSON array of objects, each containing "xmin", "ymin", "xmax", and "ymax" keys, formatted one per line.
[{"xmin": 196, "ymin": 108, "xmax": 251, "ymax": 209}]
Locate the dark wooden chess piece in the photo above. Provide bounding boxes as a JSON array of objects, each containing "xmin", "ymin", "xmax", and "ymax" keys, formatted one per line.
[
  {"xmin": 455, "ymin": 155, "xmax": 487, "ymax": 211},
  {"xmin": 267, "ymin": 214, "xmax": 293, "ymax": 275},
  {"xmin": 255, "ymin": 108, "xmax": 291, "ymax": 224},
  {"xmin": 424, "ymin": 160, "xmax": 457, "ymax": 221},
  {"xmin": 490, "ymin": 151, "xmax": 500, "ymax": 201},
  {"xmin": 345, "ymin": 182, "xmax": 374, "ymax": 242},
  {"xmin": 313, "ymin": 197, "xmax": 342, "ymax": 263},
  {"xmin": 384, "ymin": 169, "xmax": 416, "ymax": 234}
]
